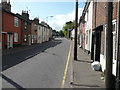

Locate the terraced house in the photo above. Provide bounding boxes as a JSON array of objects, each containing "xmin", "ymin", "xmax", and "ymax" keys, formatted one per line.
[
  {"xmin": 79, "ymin": 0, "xmax": 120, "ymax": 87},
  {"xmin": 1, "ymin": 0, "xmax": 53, "ymax": 50},
  {"xmin": 2, "ymin": 1, "xmax": 22, "ymax": 49},
  {"xmin": 31, "ymin": 18, "xmax": 39, "ymax": 44},
  {"xmin": 16, "ymin": 11, "xmax": 32, "ymax": 46}
]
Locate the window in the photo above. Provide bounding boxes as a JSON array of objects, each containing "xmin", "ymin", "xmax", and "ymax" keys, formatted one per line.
[
  {"xmin": 24, "ymin": 35, "xmax": 27, "ymax": 42},
  {"xmin": 14, "ymin": 33, "xmax": 18, "ymax": 42},
  {"xmin": 86, "ymin": 31, "xmax": 88, "ymax": 44},
  {"xmin": 112, "ymin": 20, "xmax": 117, "ymax": 60},
  {"xmin": 34, "ymin": 24, "xmax": 37, "ymax": 31},
  {"xmin": 25, "ymin": 22, "xmax": 27, "ymax": 29},
  {"xmin": 14, "ymin": 17, "xmax": 19, "ymax": 27},
  {"xmin": 104, "ymin": 25, "xmax": 107, "ymax": 58},
  {"xmin": 34, "ymin": 35, "xmax": 37, "ymax": 40},
  {"xmin": 104, "ymin": 20, "xmax": 117, "ymax": 60},
  {"xmin": 87, "ymin": 10, "xmax": 89, "ymax": 21},
  {"xmin": 112, "ymin": 19, "xmax": 116, "ymax": 32},
  {"xmin": 112, "ymin": 23, "xmax": 116, "ymax": 32}
]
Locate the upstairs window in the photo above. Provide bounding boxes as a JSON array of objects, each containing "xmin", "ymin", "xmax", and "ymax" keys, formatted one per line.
[
  {"xmin": 112, "ymin": 22, "xmax": 116, "ymax": 32},
  {"xmin": 24, "ymin": 35, "xmax": 27, "ymax": 42},
  {"xmin": 14, "ymin": 17, "xmax": 19, "ymax": 27},
  {"xmin": 34, "ymin": 24, "xmax": 37, "ymax": 31},
  {"xmin": 112, "ymin": 20, "xmax": 117, "ymax": 60},
  {"xmin": 25, "ymin": 22, "xmax": 27, "ymax": 29},
  {"xmin": 87, "ymin": 10, "xmax": 89, "ymax": 21}
]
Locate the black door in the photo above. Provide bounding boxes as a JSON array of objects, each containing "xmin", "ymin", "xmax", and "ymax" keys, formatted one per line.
[{"xmin": 95, "ymin": 30, "xmax": 101, "ymax": 62}]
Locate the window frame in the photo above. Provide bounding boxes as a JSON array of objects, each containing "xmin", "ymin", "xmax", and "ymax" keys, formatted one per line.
[
  {"xmin": 14, "ymin": 32, "xmax": 18, "ymax": 42},
  {"xmin": 14, "ymin": 17, "xmax": 19, "ymax": 27},
  {"xmin": 24, "ymin": 22, "xmax": 27, "ymax": 29},
  {"xmin": 112, "ymin": 19, "xmax": 117, "ymax": 60}
]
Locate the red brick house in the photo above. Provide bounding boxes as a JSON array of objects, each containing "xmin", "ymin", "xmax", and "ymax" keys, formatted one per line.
[
  {"xmin": 79, "ymin": 17, "xmax": 86, "ymax": 49},
  {"xmin": 16, "ymin": 11, "xmax": 32, "ymax": 46},
  {"xmin": 90, "ymin": 1, "xmax": 120, "ymax": 87},
  {"xmin": 31, "ymin": 18, "xmax": 39, "ymax": 44},
  {"xmin": 91, "ymin": 2, "xmax": 118, "ymax": 76},
  {"xmin": 2, "ymin": 1, "xmax": 22, "ymax": 49},
  {"xmin": 79, "ymin": 1, "xmax": 120, "ymax": 87}
]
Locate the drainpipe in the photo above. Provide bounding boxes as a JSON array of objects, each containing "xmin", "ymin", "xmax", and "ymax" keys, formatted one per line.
[{"xmin": 116, "ymin": 0, "xmax": 120, "ymax": 89}]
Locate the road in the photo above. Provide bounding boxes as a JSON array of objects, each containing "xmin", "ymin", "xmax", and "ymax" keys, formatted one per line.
[{"xmin": 2, "ymin": 38, "xmax": 72, "ymax": 88}]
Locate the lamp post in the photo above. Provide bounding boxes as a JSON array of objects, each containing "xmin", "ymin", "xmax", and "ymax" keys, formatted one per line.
[
  {"xmin": 105, "ymin": 1, "xmax": 114, "ymax": 89},
  {"xmin": 74, "ymin": 0, "xmax": 78, "ymax": 60},
  {"xmin": 46, "ymin": 16, "xmax": 54, "ymax": 23},
  {"xmin": 116, "ymin": 0, "xmax": 120, "ymax": 89}
]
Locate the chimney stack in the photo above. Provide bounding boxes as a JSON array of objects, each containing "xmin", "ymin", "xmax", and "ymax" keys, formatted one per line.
[
  {"xmin": 34, "ymin": 17, "xmax": 39, "ymax": 24},
  {"xmin": 22, "ymin": 10, "xmax": 29, "ymax": 19},
  {"xmin": 1, "ymin": 0, "xmax": 11, "ymax": 12}
]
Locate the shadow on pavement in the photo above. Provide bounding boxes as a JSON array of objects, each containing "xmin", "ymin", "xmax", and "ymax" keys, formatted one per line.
[
  {"xmin": 2, "ymin": 74, "xmax": 26, "ymax": 90},
  {"xmin": 71, "ymin": 83, "xmax": 100, "ymax": 88},
  {"xmin": 2, "ymin": 39, "xmax": 62, "ymax": 71}
]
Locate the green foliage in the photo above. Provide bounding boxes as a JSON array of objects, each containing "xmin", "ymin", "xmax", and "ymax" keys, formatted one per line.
[
  {"xmin": 63, "ymin": 30, "xmax": 67, "ymax": 36},
  {"xmin": 59, "ymin": 30, "xmax": 64, "ymax": 37},
  {"xmin": 62, "ymin": 20, "xmax": 75, "ymax": 37}
]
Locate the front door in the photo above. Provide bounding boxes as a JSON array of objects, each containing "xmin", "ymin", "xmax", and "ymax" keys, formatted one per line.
[
  {"xmin": 28, "ymin": 35, "xmax": 31, "ymax": 45},
  {"xmin": 7, "ymin": 34, "xmax": 13, "ymax": 49},
  {"xmin": 95, "ymin": 31, "xmax": 101, "ymax": 62}
]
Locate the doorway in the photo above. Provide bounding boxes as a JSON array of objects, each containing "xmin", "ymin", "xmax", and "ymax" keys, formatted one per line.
[{"xmin": 7, "ymin": 34, "xmax": 13, "ymax": 49}]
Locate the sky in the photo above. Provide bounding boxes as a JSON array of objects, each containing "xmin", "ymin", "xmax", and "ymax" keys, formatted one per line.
[{"xmin": 10, "ymin": 0, "xmax": 85, "ymax": 31}]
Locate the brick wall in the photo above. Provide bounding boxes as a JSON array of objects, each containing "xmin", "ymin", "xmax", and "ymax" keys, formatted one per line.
[
  {"xmin": 21, "ymin": 20, "xmax": 31, "ymax": 45},
  {"xmin": 92, "ymin": 2, "xmax": 118, "ymax": 55},
  {"xmin": 2, "ymin": 11, "xmax": 22, "ymax": 49}
]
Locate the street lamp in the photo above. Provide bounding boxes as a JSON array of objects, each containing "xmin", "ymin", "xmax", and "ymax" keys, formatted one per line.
[
  {"xmin": 46, "ymin": 16, "xmax": 54, "ymax": 23},
  {"xmin": 74, "ymin": 0, "xmax": 78, "ymax": 60}
]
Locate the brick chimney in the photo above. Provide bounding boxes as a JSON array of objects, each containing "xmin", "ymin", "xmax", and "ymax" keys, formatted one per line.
[
  {"xmin": 1, "ymin": 0, "xmax": 11, "ymax": 12},
  {"xmin": 22, "ymin": 10, "xmax": 29, "ymax": 19},
  {"xmin": 34, "ymin": 17, "xmax": 39, "ymax": 24}
]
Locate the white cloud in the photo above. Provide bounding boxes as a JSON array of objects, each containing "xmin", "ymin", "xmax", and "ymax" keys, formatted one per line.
[{"xmin": 48, "ymin": 8, "xmax": 83, "ymax": 31}]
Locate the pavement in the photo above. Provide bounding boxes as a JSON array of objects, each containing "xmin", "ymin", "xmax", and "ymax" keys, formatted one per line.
[{"xmin": 70, "ymin": 41, "xmax": 105, "ymax": 88}]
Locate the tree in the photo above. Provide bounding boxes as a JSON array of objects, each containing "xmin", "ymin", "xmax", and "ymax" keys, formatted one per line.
[
  {"xmin": 62, "ymin": 20, "xmax": 75, "ymax": 37},
  {"xmin": 63, "ymin": 30, "xmax": 67, "ymax": 37},
  {"xmin": 59, "ymin": 30, "xmax": 64, "ymax": 37}
]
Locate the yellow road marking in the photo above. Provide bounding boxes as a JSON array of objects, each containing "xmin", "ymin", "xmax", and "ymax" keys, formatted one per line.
[{"xmin": 61, "ymin": 44, "xmax": 72, "ymax": 88}]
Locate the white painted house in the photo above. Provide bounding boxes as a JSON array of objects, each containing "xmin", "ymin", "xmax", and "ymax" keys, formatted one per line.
[
  {"xmin": 84, "ymin": 1, "xmax": 93, "ymax": 54},
  {"xmin": 37, "ymin": 24, "xmax": 43, "ymax": 43},
  {"xmin": 100, "ymin": 19, "xmax": 118, "ymax": 76}
]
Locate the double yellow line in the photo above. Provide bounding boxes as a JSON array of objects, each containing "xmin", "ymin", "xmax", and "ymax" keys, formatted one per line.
[{"xmin": 61, "ymin": 44, "xmax": 72, "ymax": 88}]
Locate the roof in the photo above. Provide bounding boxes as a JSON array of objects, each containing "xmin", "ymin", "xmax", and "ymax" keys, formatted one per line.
[
  {"xmin": 2, "ymin": 8, "xmax": 15, "ymax": 16},
  {"xmin": 16, "ymin": 13, "xmax": 31, "ymax": 23},
  {"xmin": 79, "ymin": 0, "xmax": 91, "ymax": 24},
  {"xmin": 3, "ymin": 9, "xmax": 31, "ymax": 23}
]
